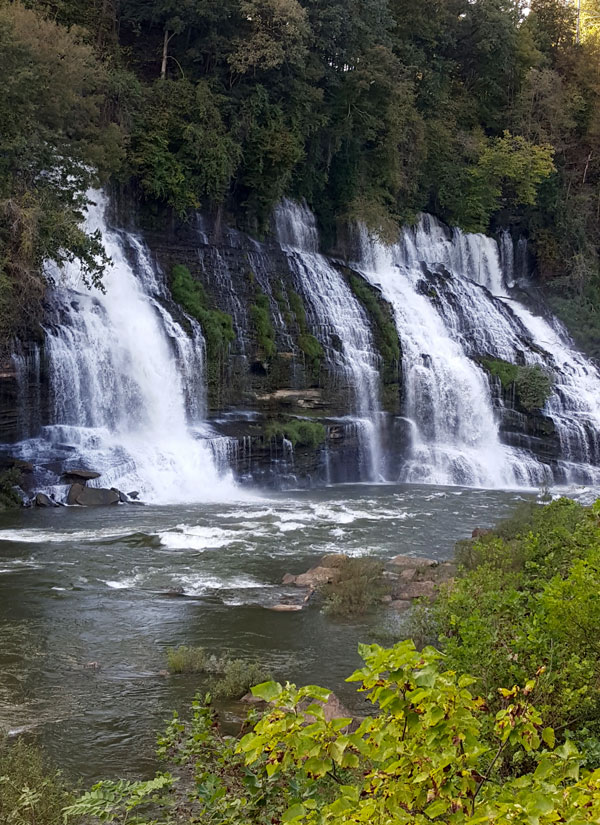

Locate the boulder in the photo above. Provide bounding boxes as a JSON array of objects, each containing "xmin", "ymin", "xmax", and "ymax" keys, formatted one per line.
[
  {"xmin": 127, "ymin": 491, "xmax": 140, "ymax": 500},
  {"xmin": 399, "ymin": 581, "xmax": 437, "ymax": 601},
  {"xmin": 74, "ymin": 486, "xmax": 120, "ymax": 507},
  {"xmin": 35, "ymin": 492, "xmax": 58, "ymax": 508},
  {"xmin": 390, "ymin": 599, "xmax": 412, "ymax": 612},
  {"xmin": 293, "ymin": 566, "xmax": 341, "ymax": 588},
  {"xmin": 67, "ymin": 482, "xmax": 85, "ymax": 505},
  {"xmin": 389, "ymin": 554, "xmax": 437, "ymax": 569},
  {"xmin": 62, "ymin": 468, "xmax": 101, "ymax": 482}
]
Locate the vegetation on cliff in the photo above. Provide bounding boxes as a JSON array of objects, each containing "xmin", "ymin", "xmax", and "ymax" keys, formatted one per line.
[
  {"xmin": 481, "ymin": 358, "xmax": 554, "ymax": 411},
  {"xmin": 3, "ymin": 1, "xmax": 600, "ymax": 353},
  {"xmin": 170, "ymin": 264, "xmax": 235, "ymax": 396}
]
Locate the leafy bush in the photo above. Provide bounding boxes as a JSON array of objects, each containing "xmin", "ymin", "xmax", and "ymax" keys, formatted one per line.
[
  {"xmin": 320, "ymin": 557, "xmax": 388, "ymax": 617},
  {"xmin": 210, "ymin": 660, "xmax": 271, "ymax": 700},
  {"xmin": 166, "ymin": 645, "xmax": 270, "ymax": 700},
  {"xmin": 480, "ymin": 357, "xmax": 519, "ymax": 388},
  {"xmin": 0, "ymin": 468, "xmax": 23, "ymax": 508},
  {"xmin": 166, "ymin": 644, "xmax": 211, "ymax": 674},
  {"xmin": 250, "ymin": 292, "xmax": 276, "ymax": 358},
  {"xmin": 69, "ymin": 642, "xmax": 600, "ymax": 825},
  {"xmin": 433, "ymin": 498, "xmax": 600, "ymax": 740},
  {"xmin": 480, "ymin": 358, "xmax": 553, "ymax": 410},
  {"xmin": 265, "ymin": 419, "xmax": 326, "ymax": 448},
  {"xmin": 0, "ymin": 737, "xmax": 75, "ymax": 825},
  {"xmin": 515, "ymin": 363, "xmax": 553, "ymax": 411}
]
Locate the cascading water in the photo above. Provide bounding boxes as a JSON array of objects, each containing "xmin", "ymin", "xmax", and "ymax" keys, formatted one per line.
[
  {"xmin": 355, "ymin": 214, "xmax": 600, "ymax": 488},
  {"xmin": 15, "ymin": 192, "xmax": 236, "ymax": 503},
  {"xmin": 274, "ymin": 199, "xmax": 384, "ymax": 481}
]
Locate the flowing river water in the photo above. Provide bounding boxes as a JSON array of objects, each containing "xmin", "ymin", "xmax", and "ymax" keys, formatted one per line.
[{"xmin": 0, "ymin": 483, "xmax": 537, "ymax": 782}]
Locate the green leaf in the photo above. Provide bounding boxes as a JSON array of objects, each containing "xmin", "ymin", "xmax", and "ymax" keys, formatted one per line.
[
  {"xmin": 282, "ymin": 803, "xmax": 306, "ymax": 822},
  {"xmin": 425, "ymin": 798, "xmax": 449, "ymax": 818},
  {"xmin": 542, "ymin": 727, "xmax": 555, "ymax": 749},
  {"xmin": 251, "ymin": 681, "xmax": 282, "ymax": 702}
]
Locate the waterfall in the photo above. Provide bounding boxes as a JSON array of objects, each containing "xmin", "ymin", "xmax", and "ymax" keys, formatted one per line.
[
  {"xmin": 19, "ymin": 193, "xmax": 236, "ymax": 503},
  {"xmin": 355, "ymin": 215, "xmax": 600, "ymax": 488},
  {"xmin": 274, "ymin": 199, "xmax": 384, "ymax": 481}
]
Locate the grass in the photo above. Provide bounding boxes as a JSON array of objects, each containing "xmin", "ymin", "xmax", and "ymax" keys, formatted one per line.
[
  {"xmin": 320, "ymin": 557, "xmax": 389, "ymax": 617},
  {"xmin": 0, "ymin": 737, "xmax": 75, "ymax": 825},
  {"xmin": 166, "ymin": 646, "xmax": 271, "ymax": 700}
]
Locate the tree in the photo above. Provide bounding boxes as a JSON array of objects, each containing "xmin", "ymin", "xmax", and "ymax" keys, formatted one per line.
[{"xmin": 0, "ymin": 2, "xmax": 123, "ymax": 350}]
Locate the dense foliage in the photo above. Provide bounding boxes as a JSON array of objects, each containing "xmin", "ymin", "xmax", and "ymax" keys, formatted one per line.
[
  {"xmin": 67, "ymin": 641, "xmax": 600, "ymax": 824},
  {"xmin": 428, "ymin": 498, "xmax": 600, "ymax": 760},
  {"xmin": 5, "ymin": 0, "xmax": 600, "ymax": 353}
]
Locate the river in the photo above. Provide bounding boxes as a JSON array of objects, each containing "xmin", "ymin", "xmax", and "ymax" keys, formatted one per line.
[{"xmin": 0, "ymin": 482, "xmax": 535, "ymax": 782}]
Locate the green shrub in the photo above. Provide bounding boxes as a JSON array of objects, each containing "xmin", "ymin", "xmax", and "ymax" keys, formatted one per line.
[
  {"xmin": 0, "ymin": 737, "xmax": 75, "ymax": 825},
  {"xmin": 166, "ymin": 644, "xmax": 211, "ymax": 674},
  {"xmin": 480, "ymin": 357, "xmax": 518, "ymax": 388},
  {"xmin": 480, "ymin": 358, "xmax": 553, "ymax": 410},
  {"xmin": 265, "ymin": 419, "xmax": 326, "ymax": 448},
  {"xmin": 210, "ymin": 660, "xmax": 271, "ymax": 700},
  {"xmin": 515, "ymin": 363, "xmax": 553, "ymax": 410},
  {"xmin": 320, "ymin": 556, "xmax": 388, "ymax": 617},
  {"xmin": 250, "ymin": 291, "xmax": 277, "ymax": 358},
  {"xmin": 70, "ymin": 643, "xmax": 600, "ymax": 825},
  {"xmin": 166, "ymin": 646, "xmax": 271, "ymax": 700},
  {"xmin": 433, "ymin": 498, "xmax": 600, "ymax": 740},
  {"xmin": 0, "ymin": 468, "xmax": 23, "ymax": 508}
]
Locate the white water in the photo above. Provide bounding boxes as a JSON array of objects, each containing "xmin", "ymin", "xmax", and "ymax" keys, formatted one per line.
[
  {"xmin": 274, "ymin": 199, "xmax": 384, "ymax": 480},
  {"xmin": 356, "ymin": 214, "xmax": 600, "ymax": 488},
  {"xmin": 20, "ymin": 193, "xmax": 237, "ymax": 503}
]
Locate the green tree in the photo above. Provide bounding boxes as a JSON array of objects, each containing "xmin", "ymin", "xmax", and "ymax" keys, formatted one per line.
[{"xmin": 0, "ymin": 2, "xmax": 123, "ymax": 351}]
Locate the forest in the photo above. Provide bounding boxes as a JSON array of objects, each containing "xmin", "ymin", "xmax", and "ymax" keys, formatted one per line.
[{"xmin": 2, "ymin": 0, "xmax": 600, "ymax": 354}]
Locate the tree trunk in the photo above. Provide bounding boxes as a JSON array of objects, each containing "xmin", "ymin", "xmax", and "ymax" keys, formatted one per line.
[{"xmin": 161, "ymin": 28, "xmax": 169, "ymax": 79}]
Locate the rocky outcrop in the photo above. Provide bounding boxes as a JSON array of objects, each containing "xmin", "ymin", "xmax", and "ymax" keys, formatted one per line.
[
  {"xmin": 66, "ymin": 484, "xmax": 119, "ymax": 506},
  {"xmin": 385, "ymin": 554, "xmax": 456, "ymax": 604},
  {"xmin": 61, "ymin": 468, "xmax": 102, "ymax": 482}
]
